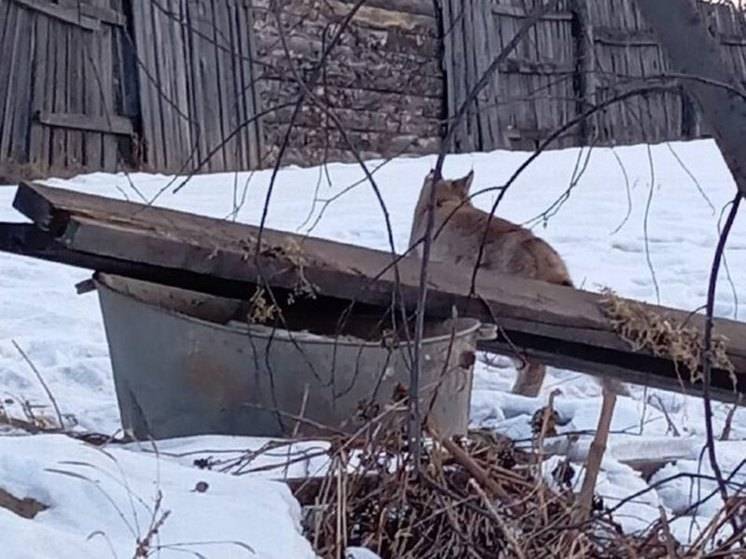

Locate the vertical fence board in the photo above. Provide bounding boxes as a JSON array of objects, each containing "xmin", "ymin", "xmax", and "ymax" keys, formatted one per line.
[
  {"xmin": 29, "ymin": 11, "xmax": 50, "ymax": 170},
  {"xmin": 8, "ymin": 5, "xmax": 33, "ymax": 164}
]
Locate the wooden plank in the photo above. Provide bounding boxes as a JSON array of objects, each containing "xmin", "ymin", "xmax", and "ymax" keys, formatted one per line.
[
  {"xmin": 0, "ymin": 0, "xmax": 12, "ymax": 50},
  {"xmin": 195, "ymin": 0, "xmax": 224, "ymax": 170},
  {"xmin": 0, "ymin": 0, "xmax": 15, "ymax": 146},
  {"xmin": 235, "ymin": 0, "xmax": 257, "ymax": 168},
  {"xmin": 100, "ymin": 11, "xmax": 119, "ymax": 170},
  {"xmin": 635, "ymin": 0, "xmax": 746, "ymax": 197},
  {"xmin": 82, "ymin": 5, "xmax": 103, "ymax": 170},
  {"xmin": 451, "ymin": 0, "xmax": 472, "ymax": 151},
  {"xmin": 12, "ymin": 0, "xmax": 100, "ymax": 31},
  {"xmin": 571, "ymin": 0, "xmax": 597, "ymax": 143},
  {"xmin": 35, "ymin": 111, "xmax": 135, "ymax": 136},
  {"xmin": 131, "ymin": 0, "xmax": 163, "ymax": 170},
  {"xmin": 213, "ymin": 0, "xmax": 235, "ymax": 169},
  {"xmin": 8, "ymin": 3, "xmax": 33, "ymax": 163},
  {"xmin": 148, "ymin": 0, "xmax": 173, "ymax": 169},
  {"xmin": 325, "ymin": 0, "xmax": 436, "ymax": 34},
  {"xmin": 29, "ymin": 8, "xmax": 50, "ymax": 170},
  {"xmin": 12, "ymin": 0, "xmax": 101, "ymax": 31},
  {"xmin": 78, "ymin": 2, "xmax": 126, "ymax": 27},
  {"xmin": 463, "ymin": 0, "xmax": 481, "ymax": 150},
  {"xmin": 492, "ymin": 4, "xmax": 573, "ymax": 21},
  {"xmin": 67, "ymin": 27, "xmax": 84, "ymax": 167},
  {"xmin": 186, "ymin": 0, "xmax": 209, "ymax": 168},
  {"xmin": 129, "ymin": 1, "xmax": 151, "ymax": 168},
  {"xmin": 594, "ymin": 26, "xmax": 658, "ymax": 46},
  {"xmin": 0, "ymin": 221, "xmax": 263, "ymax": 290},
  {"xmin": 0, "ymin": 3, "xmax": 21, "ymax": 159},
  {"xmin": 441, "ymin": 0, "xmax": 457, "ymax": 152},
  {"xmin": 482, "ymin": 1, "xmax": 503, "ymax": 149},
  {"xmin": 244, "ymin": 0, "xmax": 263, "ymax": 167},
  {"xmin": 50, "ymin": 21, "xmax": 68, "ymax": 169},
  {"xmin": 335, "ymin": 0, "xmax": 436, "ymax": 18},
  {"xmin": 8, "ymin": 181, "xmax": 746, "ymax": 403},
  {"xmin": 228, "ymin": 0, "xmax": 247, "ymax": 169},
  {"xmin": 168, "ymin": 0, "xmax": 192, "ymax": 171}
]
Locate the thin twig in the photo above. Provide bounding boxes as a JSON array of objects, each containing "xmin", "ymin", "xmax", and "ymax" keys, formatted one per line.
[
  {"xmin": 11, "ymin": 340, "xmax": 64, "ymax": 429},
  {"xmin": 701, "ymin": 191, "xmax": 742, "ymax": 532}
]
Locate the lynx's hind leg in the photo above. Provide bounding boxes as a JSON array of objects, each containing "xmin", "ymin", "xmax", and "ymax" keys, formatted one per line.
[
  {"xmin": 512, "ymin": 359, "xmax": 546, "ymax": 397},
  {"xmin": 599, "ymin": 376, "xmax": 631, "ymax": 397}
]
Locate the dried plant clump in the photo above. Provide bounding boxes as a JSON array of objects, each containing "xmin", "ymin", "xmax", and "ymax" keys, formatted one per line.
[
  {"xmin": 300, "ymin": 411, "xmax": 643, "ymax": 559},
  {"xmin": 600, "ymin": 289, "xmax": 735, "ymax": 386},
  {"xmin": 247, "ymin": 287, "xmax": 279, "ymax": 324},
  {"xmin": 186, "ymin": 401, "xmax": 744, "ymax": 558}
]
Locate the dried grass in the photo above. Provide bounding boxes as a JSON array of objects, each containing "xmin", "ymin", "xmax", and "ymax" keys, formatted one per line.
[
  {"xmin": 189, "ymin": 397, "xmax": 744, "ymax": 558},
  {"xmin": 600, "ymin": 289, "xmax": 735, "ymax": 387},
  {"xmin": 296, "ymin": 412, "xmax": 647, "ymax": 559}
]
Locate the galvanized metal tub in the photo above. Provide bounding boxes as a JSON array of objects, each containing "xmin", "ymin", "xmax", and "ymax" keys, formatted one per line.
[{"xmin": 95, "ymin": 273, "xmax": 484, "ymax": 440}]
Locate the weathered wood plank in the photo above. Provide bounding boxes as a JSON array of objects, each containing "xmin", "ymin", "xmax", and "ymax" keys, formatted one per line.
[
  {"xmin": 29, "ymin": 8, "xmax": 50, "ymax": 170},
  {"xmin": 235, "ymin": 0, "xmax": 257, "ymax": 168},
  {"xmin": 149, "ymin": 0, "xmax": 174, "ymax": 169},
  {"xmin": 35, "ymin": 111, "xmax": 135, "ymax": 136},
  {"xmin": 77, "ymin": 2, "xmax": 126, "ymax": 27},
  {"xmin": 7, "ymin": 182, "xmax": 746, "ymax": 403},
  {"xmin": 0, "ymin": 3, "xmax": 21, "ymax": 159},
  {"xmin": 212, "ymin": 0, "xmax": 235, "ymax": 169},
  {"xmin": 50, "ymin": 21, "xmax": 68, "ymax": 169},
  {"xmin": 83, "ymin": 1, "xmax": 104, "ymax": 170},
  {"xmin": 335, "ymin": 0, "xmax": 436, "ymax": 18},
  {"xmin": 12, "ymin": 0, "xmax": 100, "ymax": 31},
  {"xmin": 8, "ymin": 4, "xmax": 33, "ymax": 163},
  {"xmin": 66, "ymin": 26, "xmax": 84, "ymax": 167},
  {"xmin": 131, "ymin": 0, "xmax": 164, "ymax": 170},
  {"xmin": 167, "ymin": 0, "xmax": 192, "ymax": 171},
  {"xmin": 492, "ymin": 4, "xmax": 573, "ymax": 21},
  {"xmin": 325, "ymin": 0, "xmax": 436, "ymax": 34},
  {"xmin": 195, "ymin": 0, "xmax": 224, "ymax": 170}
]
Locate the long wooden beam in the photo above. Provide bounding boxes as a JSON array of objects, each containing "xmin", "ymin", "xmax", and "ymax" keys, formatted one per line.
[{"xmin": 5, "ymin": 181, "xmax": 745, "ymax": 402}]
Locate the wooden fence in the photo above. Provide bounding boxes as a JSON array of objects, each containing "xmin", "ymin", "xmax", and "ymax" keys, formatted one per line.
[
  {"xmin": 0, "ymin": 0, "xmax": 138, "ymax": 177},
  {"xmin": 441, "ymin": 0, "xmax": 746, "ymax": 153},
  {"xmin": 1, "ymin": 0, "xmax": 746, "ymax": 180}
]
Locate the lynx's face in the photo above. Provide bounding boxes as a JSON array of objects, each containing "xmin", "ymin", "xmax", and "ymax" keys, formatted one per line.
[{"xmin": 421, "ymin": 170, "xmax": 474, "ymax": 206}]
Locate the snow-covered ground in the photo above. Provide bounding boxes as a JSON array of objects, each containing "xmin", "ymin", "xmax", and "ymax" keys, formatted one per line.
[{"xmin": 1, "ymin": 139, "xmax": 745, "ymax": 556}]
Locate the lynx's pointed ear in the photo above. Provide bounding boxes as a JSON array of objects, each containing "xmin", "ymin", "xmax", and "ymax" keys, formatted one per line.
[
  {"xmin": 462, "ymin": 170, "xmax": 475, "ymax": 189},
  {"xmin": 453, "ymin": 170, "xmax": 474, "ymax": 197}
]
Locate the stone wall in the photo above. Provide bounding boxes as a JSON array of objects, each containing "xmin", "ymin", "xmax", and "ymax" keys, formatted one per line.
[{"xmin": 251, "ymin": 0, "xmax": 443, "ymax": 167}]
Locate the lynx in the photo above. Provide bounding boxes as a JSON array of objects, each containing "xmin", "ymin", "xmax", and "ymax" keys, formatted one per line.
[{"xmin": 409, "ymin": 169, "xmax": 627, "ymax": 397}]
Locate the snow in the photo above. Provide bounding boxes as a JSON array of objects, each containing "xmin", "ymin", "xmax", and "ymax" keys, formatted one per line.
[
  {"xmin": 0, "ymin": 434, "xmax": 315, "ymax": 558},
  {"xmin": 1, "ymin": 138, "xmax": 746, "ymax": 555}
]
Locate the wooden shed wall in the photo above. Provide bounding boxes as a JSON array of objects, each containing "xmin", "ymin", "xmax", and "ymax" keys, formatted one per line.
[
  {"xmin": 4, "ymin": 0, "xmax": 746, "ymax": 180},
  {"xmin": 0, "ymin": 0, "xmax": 138, "ymax": 180},
  {"xmin": 441, "ymin": 0, "xmax": 746, "ymax": 153}
]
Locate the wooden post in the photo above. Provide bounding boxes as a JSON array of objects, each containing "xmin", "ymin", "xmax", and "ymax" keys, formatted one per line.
[
  {"xmin": 635, "ymin": 0, "xmax": 746, "ymax": 197},
  {"xmin": 571, "ymin": 0, "xmax": 596, "ymax": 144}
]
